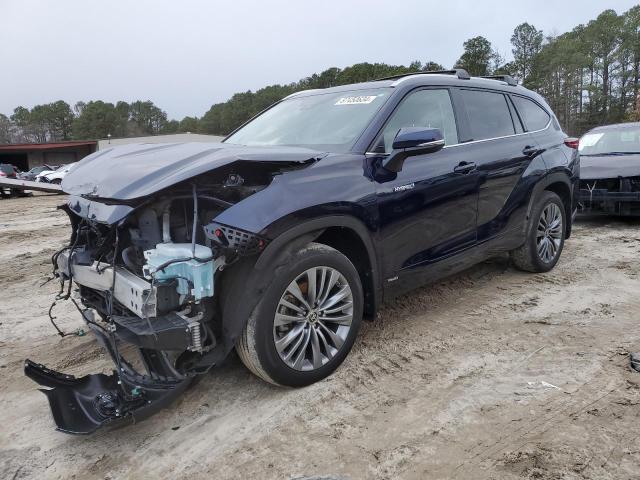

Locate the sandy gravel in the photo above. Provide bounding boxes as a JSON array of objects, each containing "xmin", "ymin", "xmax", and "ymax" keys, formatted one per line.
[{"xmin": 2, "ymin": 193, "xmax": 640, "ymax": 480}]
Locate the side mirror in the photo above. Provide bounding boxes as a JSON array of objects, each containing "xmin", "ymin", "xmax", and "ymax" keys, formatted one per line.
[{"xmin": 382, "ymin": 127, "xmax": 445, "ymax": 173}]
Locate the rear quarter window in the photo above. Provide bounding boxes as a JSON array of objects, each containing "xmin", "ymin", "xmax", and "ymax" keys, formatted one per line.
[
  {"xmin": 512, "ymin": 96, "xmax": 551, "ymax": 132},
  {"xmin": 460, "ymin": 89, "xmax": 515, "ymax": 141}
]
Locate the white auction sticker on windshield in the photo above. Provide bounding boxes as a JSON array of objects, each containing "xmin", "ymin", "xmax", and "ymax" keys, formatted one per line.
[{"xmin": 335, "ymin": 95, "xmax": 378, "ymax": 105}]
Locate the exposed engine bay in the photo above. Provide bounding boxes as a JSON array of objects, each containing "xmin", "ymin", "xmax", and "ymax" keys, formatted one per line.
[{"xmin": 26, "ymin": 178, "xmax": 269, "ymax": 434}]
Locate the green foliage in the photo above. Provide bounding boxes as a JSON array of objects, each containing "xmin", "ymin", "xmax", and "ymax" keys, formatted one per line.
[
  {"xmin": 10, "ymin": 101, "xmax": 74, "ymax": 142},
  {"xmin": 47, "ymin": 100, "xmax": 75, "ymax": 140},
  {"xmin": 0, "ymin": 113, "xmax": 11, "ymax": 143},
  {"xmin": 455, "ymin": 36, "xmax": 494, "ymax": 76},
  {"xmin": 71, "ymin": 101, "xmax": 128, "ymax": 140},
  {"xmin": 161, "ymin": 119, "xmax": 180, "ymax": 134},
  {"xmin": 511, "ymin": 23, "xmax": 544, "ymax": 82},
  {"xmin": 527, "ymin": 6, "xmax": 639, "ymax": 134},
  {"xmin": 71, "ymin": 100, "xmax": 176, "ymax": 139},
  {"xmin": 178, "ymin": 116, "xmax": 200, "ymax": 133},
  {"xmin": 128, "ymin": 100, "xmax": 168, "ymax": 135}
]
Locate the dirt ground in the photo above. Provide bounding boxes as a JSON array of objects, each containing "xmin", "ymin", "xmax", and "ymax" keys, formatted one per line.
[{"xmin": 2, "ymin": 193, "xmax": 640, "ymax": 480}]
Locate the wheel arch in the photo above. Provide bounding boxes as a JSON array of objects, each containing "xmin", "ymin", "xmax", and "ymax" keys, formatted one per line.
[
  {"xmin": 527, "ymin": 172, "xmax": 573, "ymax": 240},
  {"xmin": 255, "ymin": 215, "xmax": 381, "ymax": 319},
  {"xmin": 544, "ymin": 179, "xmax": 573, "ymax": 239}
]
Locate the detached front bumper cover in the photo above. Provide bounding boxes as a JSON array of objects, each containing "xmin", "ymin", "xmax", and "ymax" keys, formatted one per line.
[{"xmin": 25, "ymin": 323, "xmax": 193, "ymax": 434}]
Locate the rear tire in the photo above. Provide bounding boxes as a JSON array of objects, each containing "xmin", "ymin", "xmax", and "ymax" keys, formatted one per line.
[
  {"xmin": 510, "ymin": 191, "xmax": 566, "ymax": 273},
  {"xmin": 236, "ymin": 242, "xmax": 363, "ymax": 387}
]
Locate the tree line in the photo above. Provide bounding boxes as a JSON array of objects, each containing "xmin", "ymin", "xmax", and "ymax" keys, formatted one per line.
[
  {"xmin": 0, "ymin": 99, "xmax": 197, "ymax": 143},
  {"xmin": 1, "ymin": 5, "xmax": 638, "ymax": 144}
]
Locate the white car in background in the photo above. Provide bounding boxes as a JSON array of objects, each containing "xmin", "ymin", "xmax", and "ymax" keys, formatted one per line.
[{"xmin": 36, "ymin": 163, "xmax": 76, "ymax": 184}]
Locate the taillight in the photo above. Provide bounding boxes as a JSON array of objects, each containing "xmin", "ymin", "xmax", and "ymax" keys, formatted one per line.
[
  {"xmin": 564, "ymin": 137, "xmax": 579, "ymax": 149},
  {"xmin": 0, "ymin": 171, "xmax": 6, "ymax": 177}
]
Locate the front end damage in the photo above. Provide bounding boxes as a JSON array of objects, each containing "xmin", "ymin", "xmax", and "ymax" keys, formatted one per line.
[
  {"xmin": 27, "ymin": 182, "xmax": 269, "ymax": 433},
  {"xmin": 579, "ymin": 176, "xmax": 640, "ymax": 215}
]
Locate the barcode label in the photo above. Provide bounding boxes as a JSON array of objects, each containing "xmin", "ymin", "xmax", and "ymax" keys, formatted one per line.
[{"xmin": 335, "ymin": 95, "xmax": 378, "ymax": 105}]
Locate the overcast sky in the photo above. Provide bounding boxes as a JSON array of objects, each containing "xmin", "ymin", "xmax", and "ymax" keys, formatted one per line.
[{"xmin": 1, "ymin": 0, "xmax": 638, "ymax": 119}]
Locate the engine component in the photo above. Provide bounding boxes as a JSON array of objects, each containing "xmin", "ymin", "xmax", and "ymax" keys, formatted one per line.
[
  {"xmin": 142, "ymin": 243, "xmax": 215, "ymax": 301},
  {"xmin": 57, "ymin": 250, "xmax": 159, "ymax": 318},
  {"xmin": 121, "ymin": 245, "xmax": 144, "ymax": 271},
  {"xmin": 135, "ymin": 207, "xmax": 162, "ymax": 250},
  {"xmin": 224, "ymin": 173, "xmax": 244, "ymax": 187},
  {"xmin": 178, "ymin": 309, "xmax": 206, "ymax": 352},
  {"xmin": 112, "ymin": 310, "xmax": 209, "ymax": 351}
]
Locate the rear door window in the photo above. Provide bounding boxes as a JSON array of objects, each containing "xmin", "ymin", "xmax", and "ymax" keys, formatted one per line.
[
  {"xmin": 460, "ymin": 90, "xmax": 515, "ymax": 141},
  {"xmin": 512, "ymin": 96, "xmax": 551, "ymax": 132}
]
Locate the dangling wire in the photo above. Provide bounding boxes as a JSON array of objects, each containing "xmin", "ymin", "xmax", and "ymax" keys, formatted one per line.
[
  {"xmin": 47, "ymin": 301, "xmax": 70, "ymax": 337},
  {"xmin": 47, "ymin": 221, "xmax": 84, "ymax": 337},
  {"xmin": 60, "ymin": 219, "xmax": 83, "ymax": 301},
  {"xmin": 105, "ymin": 225, "xmax": 128, "ymax": 383}
]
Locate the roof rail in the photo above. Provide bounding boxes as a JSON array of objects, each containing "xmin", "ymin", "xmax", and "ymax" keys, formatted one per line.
[
  {"xmin": 378, "ymin": 69, "xmax": 471, "ymax": 82},
  {"xmin": 480, "ymin": 75, "xmax": 518, "ymax": 86}
]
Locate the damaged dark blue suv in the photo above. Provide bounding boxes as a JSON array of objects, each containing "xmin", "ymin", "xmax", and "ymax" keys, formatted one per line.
[{"xmin": 27, "ymin": 69, "xmax": 579, "ymax": 433}]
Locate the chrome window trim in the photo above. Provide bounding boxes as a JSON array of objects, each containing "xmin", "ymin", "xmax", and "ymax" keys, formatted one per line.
[
  {"xmin": 365, "ymin": 120, "xmax": 552, "ymax": 156},
  {"xmin": 365, "ymin": 151, "xmax": 390, "ymax": 157},
  {"xmin": 443, "ymin": 119, "xmax": 552, "ymax": 149},
  {"xmin": 417, "ymin": 139, "xmax": 445, "ymax": 148}
]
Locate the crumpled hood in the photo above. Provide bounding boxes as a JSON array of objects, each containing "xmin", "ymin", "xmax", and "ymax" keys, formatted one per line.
[
  {"xmin": 62, "ymin": 142, "xmax": 324, "ymax": 200},
  {"xmin": 580, "ymin": 153, "xmax": 640, "ymax": 180}
]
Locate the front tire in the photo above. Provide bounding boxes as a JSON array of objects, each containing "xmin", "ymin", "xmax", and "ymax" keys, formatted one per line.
[
  {"xmin": 236, "ymin": 242, "xmax": 363, "ymax": 387},
  {"xmin": 511, "ymin": 191, "xmax": 566, "ymax": 272}
]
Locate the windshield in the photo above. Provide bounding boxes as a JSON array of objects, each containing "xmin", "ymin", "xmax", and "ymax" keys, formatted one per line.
[
  {"xmin": 579, "ymin": 126, "xmax": 640, "ymax": 156},
  {"xmin": 224, "ymin": 88, "xmax": 392, "ymax": 152}
]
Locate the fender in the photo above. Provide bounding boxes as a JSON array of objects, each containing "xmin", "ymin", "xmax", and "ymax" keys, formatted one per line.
[
  {"xmin": 256, "ymin": 214, "xmax": 382, "ymax": 312},
  {"xmin": 525, "ymin": 170, "xmax": 574, "ymax": 238}
]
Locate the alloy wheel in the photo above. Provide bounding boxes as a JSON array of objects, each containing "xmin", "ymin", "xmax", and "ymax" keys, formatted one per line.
[
  {"xmin": 536, "ymin": 203, "xmax": 563, "ymax": 263},
  {"xmin": 273, "ymin": 266, "xmax": 354, "ymax": 371}
]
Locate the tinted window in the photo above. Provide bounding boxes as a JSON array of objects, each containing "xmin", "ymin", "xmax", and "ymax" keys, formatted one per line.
[
  {"xmin": 225, "ymin": 88, "xmax": 392, "ymax": 153},
  {"xmin": 375, "ymin": 89, "xmax": 458, "ymax": 153},
  {"xmin": 460, "ymin": 90, "xmax": 515, "ymax": 140},
  {"xmin": 506, "ymin": 97, "xmax": 524, "ymax": 134},
  {"xmin": 512, "ymin": 96, "xmax": 550, "ymax": 131}
]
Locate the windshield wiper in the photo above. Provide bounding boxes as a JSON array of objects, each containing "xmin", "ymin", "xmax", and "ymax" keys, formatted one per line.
[{"xmin": 581, "ymin": 151, "xmax": 640, "ymax": 157}]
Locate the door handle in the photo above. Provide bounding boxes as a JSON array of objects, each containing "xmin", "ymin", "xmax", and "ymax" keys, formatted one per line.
[
  {"xmin": 453, "ymin": 161, "xmax": 476, "ymax": 174},
  {"xmin": 522, "ymin": 145, "xmax": 540, "ymax": 158}
]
